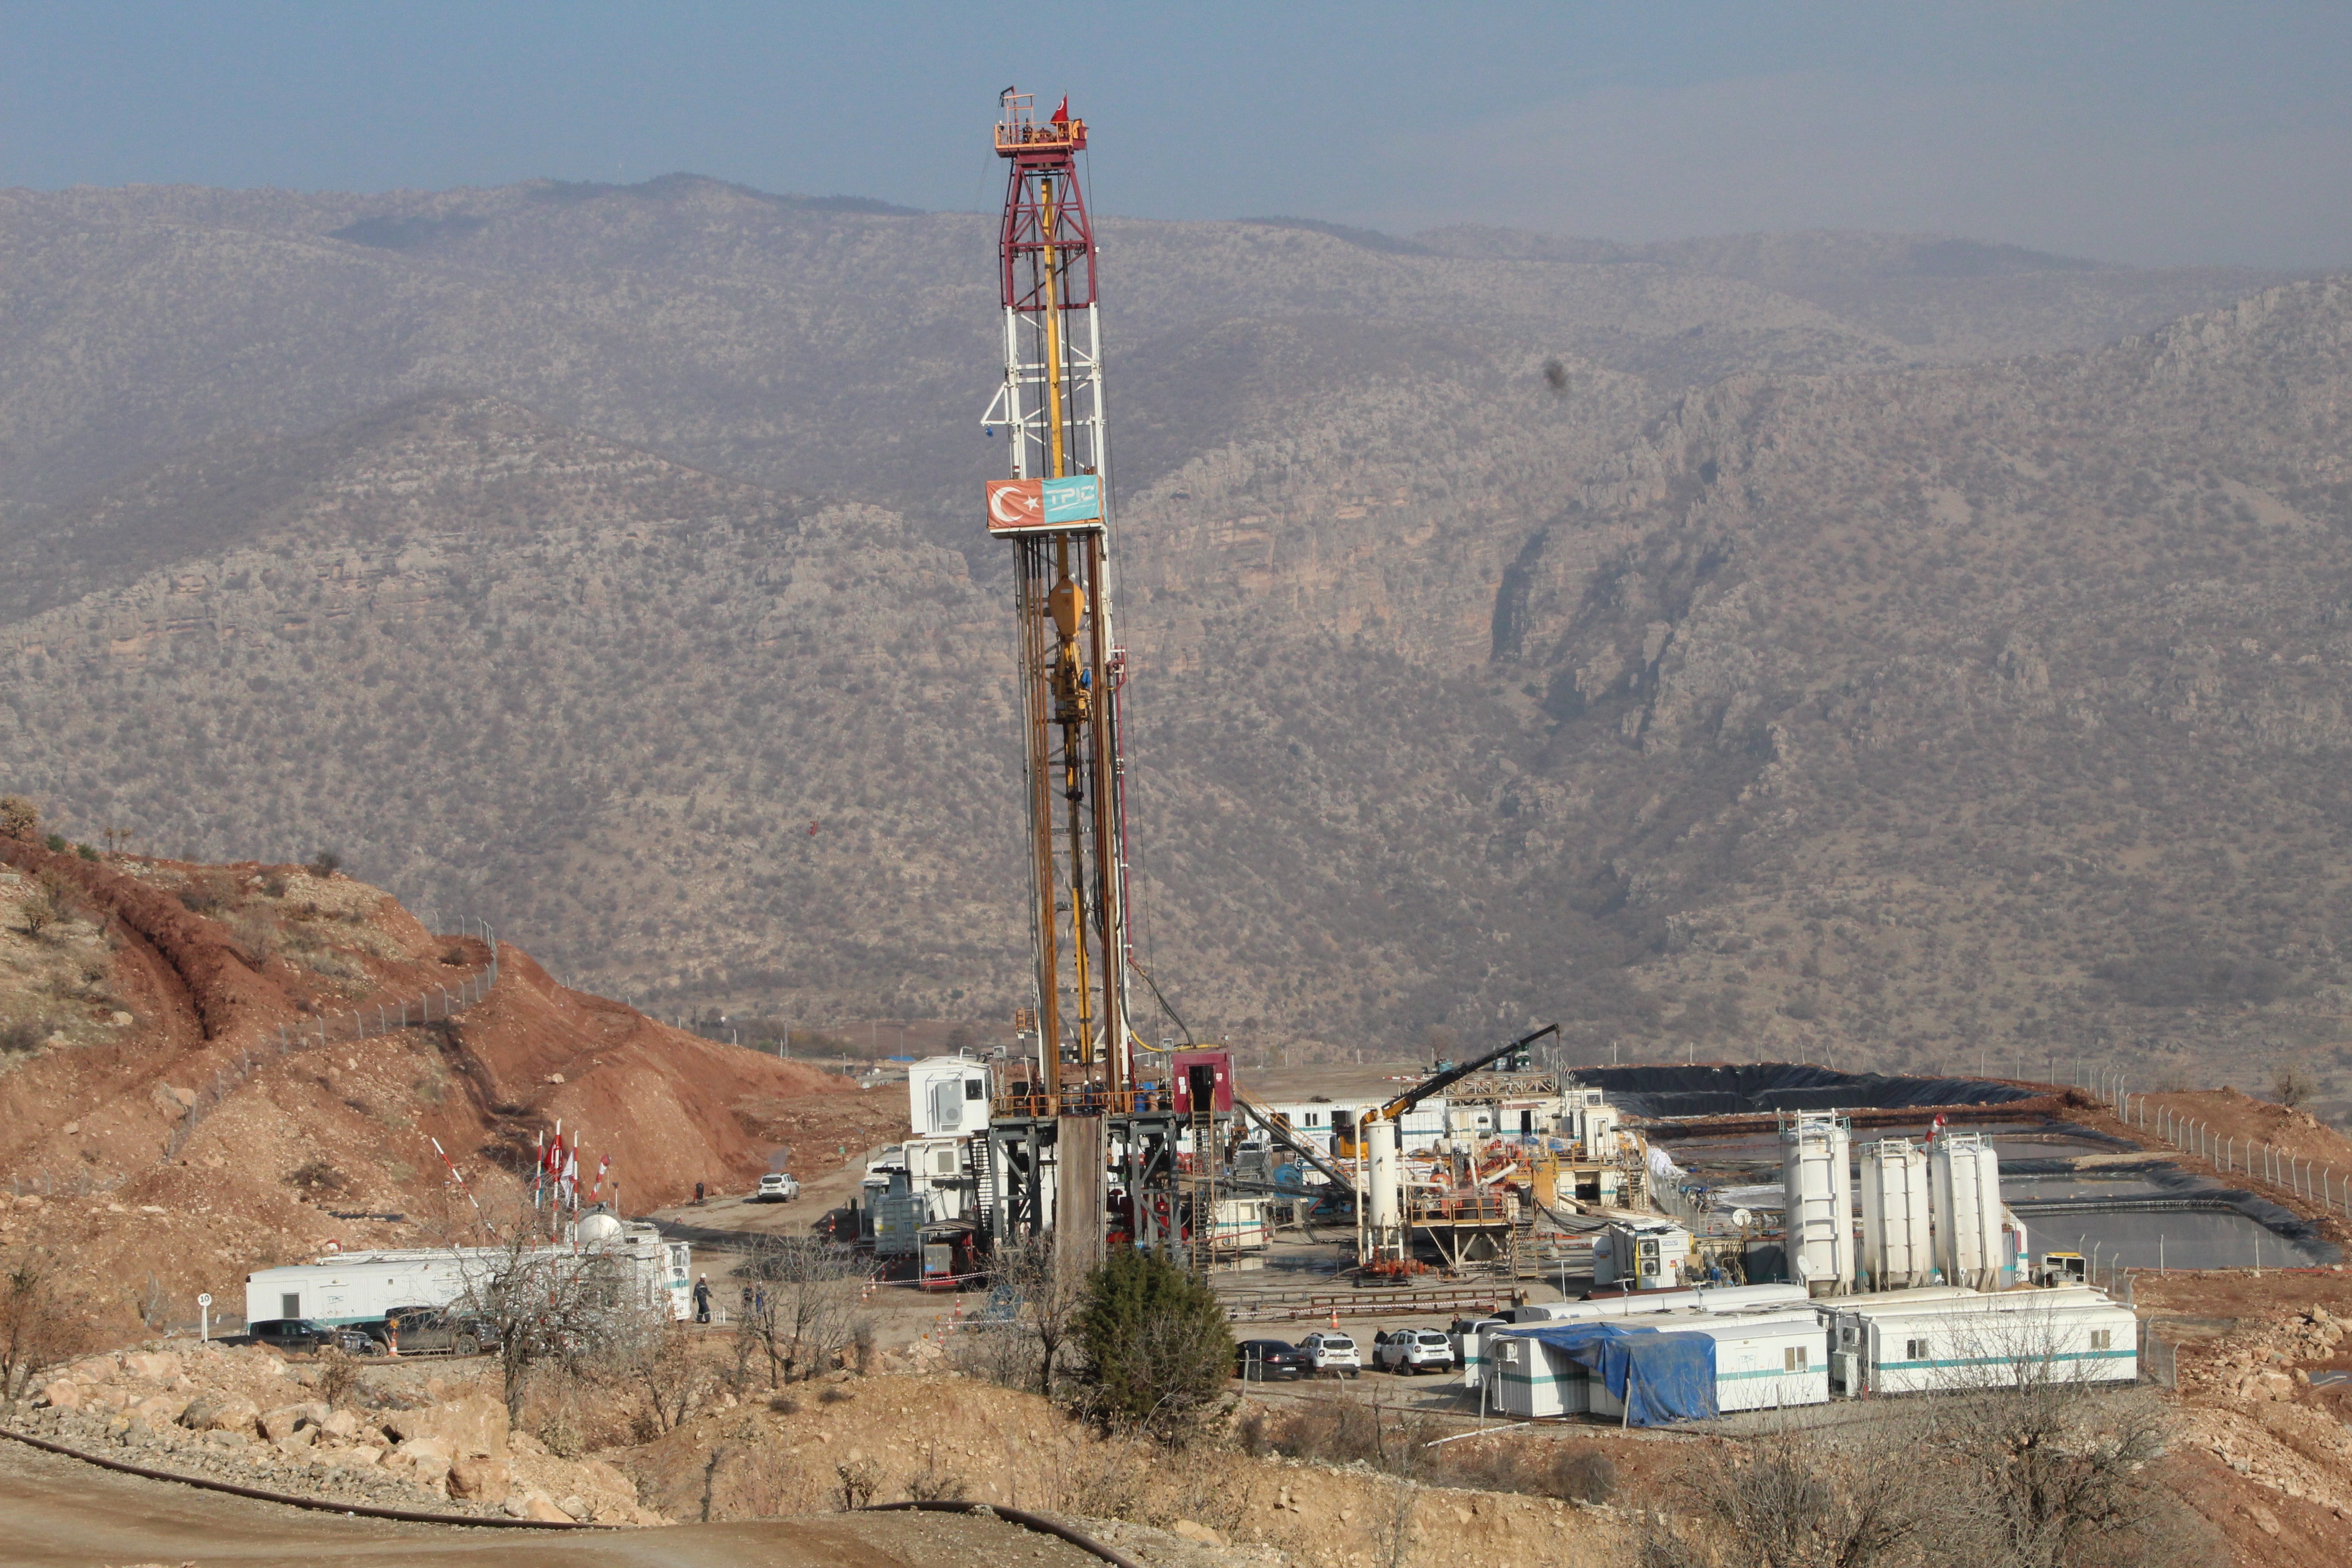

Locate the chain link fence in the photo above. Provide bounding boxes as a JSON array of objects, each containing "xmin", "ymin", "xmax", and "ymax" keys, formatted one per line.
[{"xmin": 162, "ymin": 920, "xmax": 500, "ymax": 1159}]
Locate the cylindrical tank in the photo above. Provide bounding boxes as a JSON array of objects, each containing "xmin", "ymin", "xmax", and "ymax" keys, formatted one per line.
[
  {"xmin": 1367, "ymin": 1116, "xmax": 1402, "ymax": 1249},
  {"xmin": 1779, "ymin": 1111, "xmax": 1854, "ymax": 1296},
  {"xmin": 1929, "ymin": 1133, "xmax": 2006, "ymax": 1289},
  {"xmin": 1858, "ymin": 1139, "xmax": 1932, "ymax": 1289},
  {"xmin": 572, "ymin": 1211, "xmax": 625, "ymax": 1248}
]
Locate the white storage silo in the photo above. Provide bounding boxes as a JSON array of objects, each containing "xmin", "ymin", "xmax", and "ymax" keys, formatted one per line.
[
  {"xmin": 1929, "ymin": 1132, "xmax": 2006, "ymax": 1289},
  {"xmin": 1857, "ymin": 1139, "xmax": 1932, "ymax": 1290},
  {"xmin": 1366, "ymin": 1116, "xmax": 1404, "ymax": 1260},
  {"xmin": 1779, "ymin": 1111, "xmax": 1854, "ymax": 1296}
]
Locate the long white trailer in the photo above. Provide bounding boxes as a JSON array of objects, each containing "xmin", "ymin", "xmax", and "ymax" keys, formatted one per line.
[
  {"xmin": 244, "ymin": 1222, "xmax": 692, "ymax": 1328},
  {"xmin": 1828, "ymin": 1288, "xmax": 2136, "ymax": 1396}
]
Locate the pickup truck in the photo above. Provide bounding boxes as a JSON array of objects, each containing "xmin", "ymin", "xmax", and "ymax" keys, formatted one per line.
[
  {"xmin": 368, "ymin": 1303, "xmax": 494, "ymax": 1357},
  {"xmin": 245, "ymin": 1319, "xmax": 381, "ymax": 1356}
]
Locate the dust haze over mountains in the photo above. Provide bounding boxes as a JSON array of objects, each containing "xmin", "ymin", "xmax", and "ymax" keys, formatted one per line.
[{"xmin": 3, "ymin": 173, "xmax": 2347, "ymax": 1111}]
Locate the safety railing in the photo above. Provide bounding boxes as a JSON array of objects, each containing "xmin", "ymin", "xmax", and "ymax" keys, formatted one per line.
[
  {"xmin": 2105, "ymin": 1085, "xmax": 2346, "ymax": 1220},
  {"xmin": 989, "ymin": 1085, "xmax": 1172, "ymax": 1120}
]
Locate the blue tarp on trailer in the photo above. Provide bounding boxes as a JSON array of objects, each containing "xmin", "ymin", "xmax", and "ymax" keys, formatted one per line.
[{"xmin": 1512, "ymin": 1322, "xmax": 1720, "ymax": 1426}]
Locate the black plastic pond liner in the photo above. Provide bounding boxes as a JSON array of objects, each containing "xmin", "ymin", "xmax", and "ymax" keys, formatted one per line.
[{"xmin": 1576, "ymin": 1063, "xmax": 2042, "ymax": 1120}]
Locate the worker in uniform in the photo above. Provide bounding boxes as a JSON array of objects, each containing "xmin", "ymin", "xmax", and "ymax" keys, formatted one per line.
[{"xmin": 693, "ymin": 1274, "xmax": 712, "ymax": 1323}]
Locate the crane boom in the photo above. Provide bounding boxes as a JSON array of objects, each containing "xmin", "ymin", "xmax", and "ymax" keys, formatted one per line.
[{"xmin": 1372, "ymin": 1023, "xmax": 1560, "ymax": 1124}]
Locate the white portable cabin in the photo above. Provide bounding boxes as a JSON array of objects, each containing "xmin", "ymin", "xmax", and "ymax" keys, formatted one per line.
[
  {"xmin": 244, "ymin": 1223, "xmax": 693, "ymax": 1328},
  {"xmin": 1858, "ymin": 1139, "xmax": 1933, "ymax": 1290},
  {"xmin": 1212, "ymin": 1196, "xmax": 1272, "ymax": 1252},
  {"xmin": 245, "ymin": 1251, "xmax": 473, "ymax": 1328},
  {"xmin": 908, "ymin": 1057, "xmax": 991, "ymax": 1139},
  {"xmin": 1467, "ymin": 1283, "xmax": 1809, "ymax": 1387},
  {"xmin": 1781, "ymin": 1112, "xmax": 1854, "ymax": 1295},
  {"xmin": 1827, "ymin": 1288, "xmax": 2135, "ymax": 1396},
  {"xmin": 1490, "ymin": 1308, "xmax": 1828, "ymax": 1421}
]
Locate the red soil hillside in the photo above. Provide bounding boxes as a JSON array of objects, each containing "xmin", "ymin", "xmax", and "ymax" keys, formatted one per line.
[{"xmin": 0, "ymin": 838, "xmax": 860, "ymax": 1336}]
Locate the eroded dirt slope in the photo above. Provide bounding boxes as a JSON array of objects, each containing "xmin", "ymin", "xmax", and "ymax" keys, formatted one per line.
[{"xmin": 0, "ymin": 840, "xmax": 860, "ymax": 1333}]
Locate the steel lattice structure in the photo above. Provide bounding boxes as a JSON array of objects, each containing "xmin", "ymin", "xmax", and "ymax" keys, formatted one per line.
[{"xmin": 983, "ymin": 89, "xmax": 1134, "ymax": 1104}]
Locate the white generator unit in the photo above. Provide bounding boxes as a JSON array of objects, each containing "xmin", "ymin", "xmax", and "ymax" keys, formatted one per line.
[
  {"xmin": 1858, "ymin": 1139, "xmax": 1933, "ymax": 1290},
  {"xmin": 1595, "ymin": 1218, "xmax": 1690, "ymax": 1289},
  {"xmin": 1827, "ymin": 1287, "xmax": 2135, "ymax": 1396},
  {"xmin": 1929, "ymin": 1132, "xmax": 2007, "ymax": 1289},
  {"xmin": 907, "ymin": 1056, "xmax": 991, "ymax": 1138},
  {"xmin": 1780, "ymin": 1112, "xmax": 1854, "ymax": 1296},
  {"xmin": 244, "ymin": 1223, "xmax": 694, "ymax": 1328}
]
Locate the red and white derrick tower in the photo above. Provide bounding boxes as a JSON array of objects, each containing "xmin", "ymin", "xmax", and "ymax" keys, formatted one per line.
[{"xmin": 982, "ymin": 90, "xmax": 1134, "ymax": 1105}]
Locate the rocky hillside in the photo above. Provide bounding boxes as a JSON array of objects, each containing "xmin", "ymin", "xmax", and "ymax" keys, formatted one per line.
[
  {"xmin": 0, "ymin": 177, "xmax": 2283, "ymax": 540},
  {"xmin": 0, "ymin": 172, "xmax": 2344, "ymax": 1103},
  {"xmin": 0, "ymin": 837, "xmax": 860, "ymax": 1336}
]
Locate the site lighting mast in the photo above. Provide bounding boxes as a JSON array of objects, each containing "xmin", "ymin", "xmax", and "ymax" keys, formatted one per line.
[{"xmin": 983, "ymin": 89, "xmax": 1133, "ymax": 1104}]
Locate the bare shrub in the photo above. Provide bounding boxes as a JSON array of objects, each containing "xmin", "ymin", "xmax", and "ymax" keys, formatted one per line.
[
  {"xmin": 2271, "ymin": 1061, "xmax": 2316, "ymax": 1110},
  {"xmin": 306, "ymin": 850, "xmax": 342, "ymax": 880},
  {"xmin": 453, "ymin": 1223, "xmax": 647, "ymax": 1420},
  {"xmin": 1922, "ymin": 1367, "xmax": 2208, "ymax": 1567},
  {"xmin": 0, "ymin": 1018, "xmax": 47, "ymax": 1055},
  {"xmin": 1639, "ymin": 1425, "xmax": 1926, "ymax": 1568},
  {"xmin": 733, "ymin": 1237, "xmax": 870, "ymax": 1386},
  {"xmin": 903, "ymin": 1442, "xmax": 970, "ymax": 1502},
  {"xmin": 314, "ymin": 1344, "xmax": 360, "ymax": 1410},
  {"xmin": 619, "ymin": 1318, "xmax": 712, "ymax": 1434},
  {"xmin": 17, "ymin": 886, "xmax": 63, "ymax": 941},
  {"xmin": 975, "ymin": 1233, "xmax": 1088, "ymax": 1396},
  {"xmin": 227, "ymin": 907, "xmax": 279, "ymax": 965},
  {"xmin": 1264, "ymin": 1386, "xmax": 1382, "ymax": 1465},
  {"xmin": 834, "ymin": 1457, "xmax": 882, "ymax": 1510},
  {"xmin": 285, "ymin": 1157, "xmax": 350, "ymax": 1195},
  {"xmin": 0, "ymin": 796, "xmax": 37, "ymax": 842},
  {"xmin": 0, "ymin": 1247, "xmax": 94, "ymax": 1410}
]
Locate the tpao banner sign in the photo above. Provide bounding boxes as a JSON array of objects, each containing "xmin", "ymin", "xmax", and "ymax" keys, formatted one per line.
[{"xmin": 985, "ymin": 475, "xmax": 1102, "ymax": 533}]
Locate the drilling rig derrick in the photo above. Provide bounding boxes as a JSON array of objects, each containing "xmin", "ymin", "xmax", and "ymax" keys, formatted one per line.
[
  {"xmin": 978, "ymin": 90, "xmax": 1205, "ymax": 1272},
  {"xmin": 984, "ymin": 88, "xmax": 1131, "ymax": 1106}
]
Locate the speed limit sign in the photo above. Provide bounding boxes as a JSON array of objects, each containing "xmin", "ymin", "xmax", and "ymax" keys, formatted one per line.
[
  {"xmin": 198, "ymin": 1293, "xmax": 213, "ymax": 1342},
  {"xmin": 197, "ymin": 1293, "xmax": 212, "ymax": 1306}
]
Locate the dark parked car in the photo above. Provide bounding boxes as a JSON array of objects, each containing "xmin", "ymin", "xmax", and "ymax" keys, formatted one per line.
[
  {"xmin": 1234, "ymin": 1338, "xmax": 1308, "ymax": 1381},
  {"xmin": 368, "ymin": 1304, "xmax": 492, "ymax": 1356},
  {"xmin": 245, "ymin": 1318, "xmax": 381, "ymax": 1355}
]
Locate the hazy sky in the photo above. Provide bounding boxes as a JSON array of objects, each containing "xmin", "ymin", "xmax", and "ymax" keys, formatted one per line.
[{"xmin": 3, "ymin": 2, "xmax": 2347, "ymax": 268}]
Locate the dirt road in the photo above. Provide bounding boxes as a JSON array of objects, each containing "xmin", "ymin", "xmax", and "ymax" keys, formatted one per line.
[{"xmin": 0, "ymin": 1437, "xmax": 1102, "ymax": 1568}]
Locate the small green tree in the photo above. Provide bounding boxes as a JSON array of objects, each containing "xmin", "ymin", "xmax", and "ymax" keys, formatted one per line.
[
  {"xmin": 1072, "ymin": 1246, "xmax": 1233, "ymax": 1442},
  {"xmin": 0, "ymin": 796, "xmax": 36, "ymax": 843}
]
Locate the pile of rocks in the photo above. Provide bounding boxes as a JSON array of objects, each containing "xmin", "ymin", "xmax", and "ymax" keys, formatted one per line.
[
  {"xmin": 2176, "ymin": 1303, "xmax": 2346, "ymax": 1401},
  {"xmin": 17, "ymin": 1339, "xmax": 656, "ymax": 1525}
]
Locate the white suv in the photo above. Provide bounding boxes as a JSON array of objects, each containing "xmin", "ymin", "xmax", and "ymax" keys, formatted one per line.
[
  {"xmin": 1374, "ymin": 1328, "xmax": 1455, "ymax": 1374},
  {"xmin": 1299, "ymin": 1331, "xmax": 1361, "ymax": 1377},
  {"xmin": 752, "ymin": 1173, "xmax": 799, "ymax": 1203}
]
